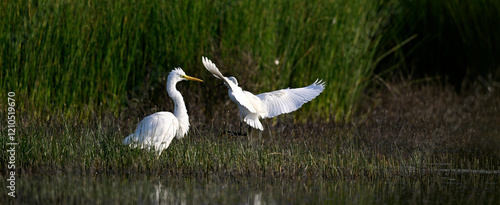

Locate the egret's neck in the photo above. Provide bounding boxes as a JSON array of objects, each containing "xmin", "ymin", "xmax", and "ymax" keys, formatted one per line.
[
  {"xmin": 167, "ymin": 81, "xmax": 188, "ymax": 121},
  {"xmin": 167, "ymin": 80, "xmax": 190, "ymax": 138}
]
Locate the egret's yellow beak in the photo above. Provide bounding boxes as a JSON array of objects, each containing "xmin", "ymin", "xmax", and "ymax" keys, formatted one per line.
[{"xmin": 182, "ymin": 75, "xmax": 204, "ymax": 82}]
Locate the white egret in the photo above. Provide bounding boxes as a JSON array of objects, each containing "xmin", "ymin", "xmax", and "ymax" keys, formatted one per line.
[
  {"xmin": 122, "ymin": 68, "xmax": 203, "ymax": 157},
  {"xmin": 202, "ymin": 56, "xmax": 325, "ymax": 131}
]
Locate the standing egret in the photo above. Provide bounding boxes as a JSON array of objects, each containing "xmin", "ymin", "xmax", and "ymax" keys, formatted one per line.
[
  {"xmin": 122, "ymin": 68, "xmax": 203, "ymax": 157},
  {"xmin": 202, "ymin": 56, "xmax": 325, "ymax": 131}
]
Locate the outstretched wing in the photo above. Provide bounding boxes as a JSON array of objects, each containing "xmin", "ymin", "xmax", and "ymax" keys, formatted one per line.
[
  {"xmin": 256, "ymin": 79, "xmax": 325, "ymax": 118},
  {"xmin": 202, "ymin": 56, "xmax": 257, "ymax": 113},
  {"xmin": 202, "ymin": 56, "xmax": 226, "ymax": 80}
]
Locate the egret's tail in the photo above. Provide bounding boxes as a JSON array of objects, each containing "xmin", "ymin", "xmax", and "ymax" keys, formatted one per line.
[{"xmin": 244, "ymin": 114, "xmax": 264, "ymax": 131}]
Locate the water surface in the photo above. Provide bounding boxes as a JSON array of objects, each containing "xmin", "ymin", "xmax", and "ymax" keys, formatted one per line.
[{"xmin": 4, "ymin": 173, "xmax": 499, "ymax": 204}]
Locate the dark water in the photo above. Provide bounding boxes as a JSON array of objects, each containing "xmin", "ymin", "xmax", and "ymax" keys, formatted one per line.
[{"xmin": 3, "ymin": 174, "xmax": 499, "ymax": 204}]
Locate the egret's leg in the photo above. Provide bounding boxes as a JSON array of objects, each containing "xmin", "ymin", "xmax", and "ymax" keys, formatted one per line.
[
  {"xmin": 223, "ymin": 121, "xmax": 247, "ymax": 137},
  {"xmin": 221, "ymin": 119, "xmax": 249, "ymax": 137},
  {"xmin": 239, "ymin": 121, "xmax": 243, "ymax": 134},
  {"xmin": 238, "ymin": 121, "xmax": 249, "ymax": 136}
]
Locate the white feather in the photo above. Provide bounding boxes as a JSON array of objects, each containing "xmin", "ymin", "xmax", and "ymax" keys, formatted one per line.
[
  {"xmin": 123, "ymin": 68, "xmax": 202, "ymax": 157},
  {"xmin": 256, "ymin": 79, "xmax": 325, "ymax": 118},
  {"xmin": 202, "ymin": 57, "xmax": 257, "ymax": 113},
  {"xmin": 202, "ymin": 56, "xmax": 325, "ymax": 131}
]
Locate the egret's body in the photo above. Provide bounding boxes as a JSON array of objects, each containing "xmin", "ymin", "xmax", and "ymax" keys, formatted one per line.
[
  {"xmin": 122, "ymin": 68, "xmax": 203, "ymax": 156},
  {"xmin": 202, "ymin": 56, "xmax": 325, "ymax": 131}
]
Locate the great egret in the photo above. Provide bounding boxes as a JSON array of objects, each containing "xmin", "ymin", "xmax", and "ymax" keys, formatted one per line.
[
  {"xmin": 202, "ymin": 56, "xmax": 325, "ymax": 131},
  {"xmin": 122, "ymin": 68, "xmax": 203, "ymax": 157}
]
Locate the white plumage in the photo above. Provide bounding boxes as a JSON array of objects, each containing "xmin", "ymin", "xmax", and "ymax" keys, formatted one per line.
[
  {"xmin": 202, "ymin": 56, "xmax": 325, "ymax": 131},
  {"xmin": 122, "ymin": 68, "xmax": 203, "ymax": 157}
]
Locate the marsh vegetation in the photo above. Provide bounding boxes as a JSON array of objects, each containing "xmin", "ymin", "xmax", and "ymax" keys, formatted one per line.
[
  {"xmin": 1, "ymin": 0, "xmax": 499, "ymax": 203},
  {"xmin": 1, "ymin": 81, "xmax": 499, "ymax": 204}
]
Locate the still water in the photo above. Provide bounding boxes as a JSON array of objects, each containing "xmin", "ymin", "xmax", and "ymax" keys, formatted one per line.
[{"xmin": 4, "ymin": 174, "xmax": 499, "ymax": 204}]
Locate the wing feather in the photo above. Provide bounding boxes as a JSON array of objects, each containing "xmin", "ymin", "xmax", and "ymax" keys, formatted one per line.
[
  {"xmin": 202, "ymin": 56, "xmax": 257, "ymax": 113},
  {"xmin": 257, "ymin": 80, "xmax": 325, "ymax": 118}
]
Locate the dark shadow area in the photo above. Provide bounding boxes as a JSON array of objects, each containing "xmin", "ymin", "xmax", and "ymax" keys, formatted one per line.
[{"xmin": 376, "ymin": 0, "xmax": 500, "ymax": 90}]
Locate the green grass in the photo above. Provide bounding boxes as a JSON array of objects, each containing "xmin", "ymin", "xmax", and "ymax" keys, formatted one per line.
[
  {"xmin": 3, "ymin": 89, "xmax": 499, "ymax": 179},
  {"xmin": 0, "ymin": 0, "xmax": 388, "ymax": 122},
  {"xmin": 1, "ymin": 80, "xmax": 499, "ymax": 205},
  {"xmin": 1, "ymin": 2, "xmax": 499, "ymax": 203},
  {"xmin": 2, "ymin": 0, "xmax": 499, "ymax": 123},
  {"xmin": 1, "ymin": 0, "xmax": 499, "ymax": 179},
  {"xmin": 2, "ymin": 117, "xmax": 498, "ymax": 180}
]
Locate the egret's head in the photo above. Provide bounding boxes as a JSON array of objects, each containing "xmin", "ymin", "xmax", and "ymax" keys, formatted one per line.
[
  {"xmin": 227, "ymin": 76, "xmax": 238, "ymax": 86},
  {"xmin": 217, "ymin": 76, "xmax": 238, "ymax": 88},
  {"xmin": 169, "ymin": 68, "xmax": 204, "ymax": 83}
]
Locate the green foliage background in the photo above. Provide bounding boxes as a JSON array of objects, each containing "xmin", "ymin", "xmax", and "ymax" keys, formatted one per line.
[{"xmin": 1, "ymin": 0, "xmax": 498, "ymax": 121}]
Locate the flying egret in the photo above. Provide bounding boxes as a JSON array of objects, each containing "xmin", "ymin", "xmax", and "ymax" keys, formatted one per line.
[
  {"xmin": 202, "ymin": 56, "xmax": 325, "ymax": 131},
  {"xmin": 122, "ymin": 68, "xmax": 203, "ymax": 157}
]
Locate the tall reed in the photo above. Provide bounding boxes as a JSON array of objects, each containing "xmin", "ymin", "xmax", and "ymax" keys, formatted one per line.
[{"xmin": 0, "ymin": 0, "xmax": 387, "ymax": 122}]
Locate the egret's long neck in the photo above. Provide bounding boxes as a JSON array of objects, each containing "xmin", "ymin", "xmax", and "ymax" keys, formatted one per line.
[
  {"xmin": 167, "ymin": 79, "xmax": 190, "ymax": 139},
  {"xmin": 167, "ymin": 80, "xmax": 188, "ymax": 122}
]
